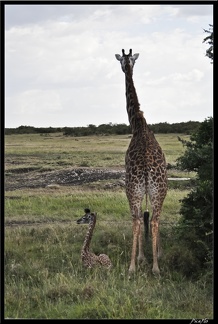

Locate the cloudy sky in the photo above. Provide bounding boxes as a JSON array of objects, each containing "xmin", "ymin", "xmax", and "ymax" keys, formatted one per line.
[{"xmin": 5, "ymin": 3, "xmax": 213, "ymax": 128}]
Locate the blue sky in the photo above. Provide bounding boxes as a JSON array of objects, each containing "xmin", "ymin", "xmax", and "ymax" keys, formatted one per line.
[{"xmin": 5, "ymin": 3, "xmax": 213, "ymax": 128}]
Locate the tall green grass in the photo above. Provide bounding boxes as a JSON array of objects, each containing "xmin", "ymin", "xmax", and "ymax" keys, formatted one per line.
[
  {"xmin": 5, "ymin": 134, "xmax": 213, "ymax": 319},
  {"xmin": 5, "ymin": 220, "xmax": 213, "ymax": 319},
  {"xmin": 5, "ymin": 133, "xmax": 189, "ymax": 169}
]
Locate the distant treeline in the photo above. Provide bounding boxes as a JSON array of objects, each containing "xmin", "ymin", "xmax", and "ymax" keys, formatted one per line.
[{"xmin": 5, "ymin": 121, "xmax": 201, "ymax": 136}]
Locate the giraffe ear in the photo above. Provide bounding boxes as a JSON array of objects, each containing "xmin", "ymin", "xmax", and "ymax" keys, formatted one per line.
[
  {"xmin": 133, "ymin": 53, "xmax": 139, "ymax": 60},
  {"xmin": 115, "ymin": 54, "xmax": 122, "ymax": 61}
]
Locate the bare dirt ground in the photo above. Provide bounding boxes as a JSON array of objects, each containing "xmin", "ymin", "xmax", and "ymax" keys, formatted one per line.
[
  {"xmin": 5, "ymin": 167, "xmax": 126, "ymax": 227},
  {"xmin": 5, "ymin": 167, "xmax": 126, "ymax": 191}
]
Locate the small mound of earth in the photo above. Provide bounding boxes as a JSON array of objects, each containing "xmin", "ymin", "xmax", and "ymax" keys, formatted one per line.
[{"xmin": 5, "ymin": 167, "xmax": 125, "ymax": 191}]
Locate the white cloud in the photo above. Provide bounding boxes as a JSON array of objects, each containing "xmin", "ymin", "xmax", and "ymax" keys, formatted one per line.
[{"xmin": 5, "ymin": 4, "xmax": 213, "ymax": 128}]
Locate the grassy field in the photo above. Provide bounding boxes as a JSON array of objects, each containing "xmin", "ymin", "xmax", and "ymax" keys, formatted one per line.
[
  {"xmin": 4, "ymin": 133, "xmax": 213, "ymax": 319},
  {"xmin": 5, "ymin": 133, "xmax": 191, "ymax": 169}
]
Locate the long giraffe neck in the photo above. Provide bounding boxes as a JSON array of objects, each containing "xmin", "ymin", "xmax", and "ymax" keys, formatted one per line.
[
  {"xmin": 125, "ymin": 64, "xmax": 147, "ymax": 134},
  {"xmin": 82, "ymin": 214, "xmax": 96, "ymax": 252}
]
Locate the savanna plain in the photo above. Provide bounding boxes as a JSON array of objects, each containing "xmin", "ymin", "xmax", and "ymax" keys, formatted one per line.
[{"xmin": 4, "ymin": 133, "xmax": 213, "ymax": 319}]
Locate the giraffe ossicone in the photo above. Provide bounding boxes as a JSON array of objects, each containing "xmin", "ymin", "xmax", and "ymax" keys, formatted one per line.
[
  {"xmin": 115, "ymin": 49, "xmax": 168, "ymax": 276},
  {"xmin": 76, "ymin": 209, "xmax": 112, "ymax": 269}
]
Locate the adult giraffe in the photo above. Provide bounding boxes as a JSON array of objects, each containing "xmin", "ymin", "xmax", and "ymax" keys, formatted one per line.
[{"xmin": 115, "ymin": 49, "xmax": 167, "ymax": 275}]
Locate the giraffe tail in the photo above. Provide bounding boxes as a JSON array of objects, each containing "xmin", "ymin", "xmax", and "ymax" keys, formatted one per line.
[{"xmin": 143, "ymin": 211, "xmax": 149, "ymax": 243}]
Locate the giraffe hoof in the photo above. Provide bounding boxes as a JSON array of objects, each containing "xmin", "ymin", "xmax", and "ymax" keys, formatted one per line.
[
  {"xmin": 128, "ymin": 267, "xmax": 136, "ymax": 279},
  {"xmin": 152, "ymin": 266, "xmax": 160, "ymax": 277},
  {"xmin": 137, "ymin": 255, "xmax": 146, "ymax": 263},
  {"xmin": 128, "ymin": 272, "xmax": 135, "ymax": 280}
]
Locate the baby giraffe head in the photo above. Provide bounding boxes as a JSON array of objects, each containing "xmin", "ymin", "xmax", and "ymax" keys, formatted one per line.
[
  {"xmin": 115, "ymin": 49, "xmax": 139, "ymax": 74},
  {"xmin": 76, "ymin": 208, "xmax": 96, "ymax": 224}
]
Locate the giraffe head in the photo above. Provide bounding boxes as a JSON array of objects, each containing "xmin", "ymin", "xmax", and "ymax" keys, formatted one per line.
[
  {"xmin": 115, "ymin": 49, "xmax": 139, "ymax": 74},
  {"xmin": 76, "ymin": 208, "xmax": 96, "ymax": 224}
]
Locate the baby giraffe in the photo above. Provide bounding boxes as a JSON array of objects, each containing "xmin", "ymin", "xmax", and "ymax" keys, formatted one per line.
[{"xmin": 76, "ymin": 208, "xmax": 112, "ymax": 269}]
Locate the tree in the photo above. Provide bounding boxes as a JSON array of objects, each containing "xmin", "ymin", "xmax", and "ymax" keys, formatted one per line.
[
  {"xmin": 203, "ymin": 24, "xmax": 213, "ymax": 63},
  {"xmin": 175, "ymin": 117, "xmax": 213, "ymax": 278},
  {"xmin": 172, "ymin": 25, "xmax": 213, "ymax": 279},
  {"xmin": 177, "ymin": 117, "xmax": 213, "ymax": 180}
]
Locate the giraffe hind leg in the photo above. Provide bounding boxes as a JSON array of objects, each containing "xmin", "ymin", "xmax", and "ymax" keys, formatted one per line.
[
  {"xmin": 150, "ymin": 216, "xmax": 161, "ymax": 276},
  {"xmin": 137, "ymin": 219, "xmax": 146, "ymax": 263},
  {"xmin": 129, "ymin": 218, "xmax": 140, "ymax": 274}
]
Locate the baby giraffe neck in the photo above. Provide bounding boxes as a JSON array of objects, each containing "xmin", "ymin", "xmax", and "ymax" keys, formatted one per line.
[{"xmin": 82, "ymin": 215, "xmax": 96, "ymax": 252}]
